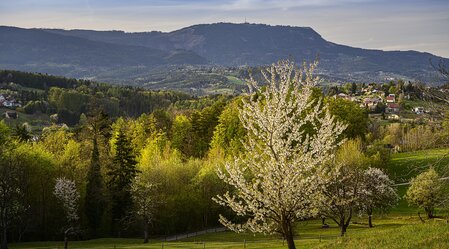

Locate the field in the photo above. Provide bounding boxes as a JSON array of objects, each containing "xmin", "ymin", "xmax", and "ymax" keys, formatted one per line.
[
  {"xmin": 387, "ymin": 148, "xmax": 449, "ymax": 182},
  {"xmin": 387, "ymin": 148, "xmax": 449, "ymax": 216},
  {"xmin": 1, "ymin": 107, "xmax": 52, "ymax": 134},
  {"xmin": 9, "ymin": 148, "xmax": 449, "ymax": 249},
  {"xmin": 10, "ymin": 219, "xmax": 449, "ymax": 249}
]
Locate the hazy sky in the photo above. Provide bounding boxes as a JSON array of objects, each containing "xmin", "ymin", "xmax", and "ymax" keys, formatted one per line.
[{"xmin": 1, "ymin": 0, "xmax": 449, "ymax": 57}]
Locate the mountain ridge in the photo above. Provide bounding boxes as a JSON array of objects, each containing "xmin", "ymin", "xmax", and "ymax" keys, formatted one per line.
[{"xmin": 1, "ymin": 23, "xmax": 448, "ymax": 86}]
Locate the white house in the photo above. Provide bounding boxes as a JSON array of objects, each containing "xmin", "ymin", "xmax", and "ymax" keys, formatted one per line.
[{"xmin": 413, "ymin": 107, "xmax": 424, "ymax": 115}]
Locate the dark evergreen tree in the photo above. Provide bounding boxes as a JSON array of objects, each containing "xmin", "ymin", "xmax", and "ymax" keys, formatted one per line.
[
  {"xmin": 84, "ymin": 138, "xmax": 104, "ymax": 238},
  {"xmin": 84, "ymin": 110, "xmax": 110, "ymax": 237},
  {"xmin": 107, "ymin": 130, "xmax": 138, "ymax": 236}
]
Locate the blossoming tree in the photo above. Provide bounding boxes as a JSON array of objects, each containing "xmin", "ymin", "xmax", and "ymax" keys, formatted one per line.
[
  {"xmin": 360, "ymin": 167, "xmax": 398, "ymax": 227},
  {"xmin": 214, "ymin": 60, "xmax": 346, "ymax": 249},
  {"xmin": 54, "ymin": 177, "xmax": 80, "ymax": 249}
]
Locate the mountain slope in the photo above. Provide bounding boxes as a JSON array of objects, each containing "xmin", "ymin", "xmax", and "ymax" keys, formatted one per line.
[
  {"xmin": 0, "ymin": 26, "xmax": 206, "ymax": 78},
  {"xmin": 1, "ymin": 23, "xmax": 448, "ymax": 85}
]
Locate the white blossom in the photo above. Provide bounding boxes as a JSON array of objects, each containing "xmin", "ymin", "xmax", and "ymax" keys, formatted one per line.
[
  {"xmin": 131, "ymin": 175, "xmax": 158, "ymax": 221},
  {"xmin": 360, "ymin": 167, "xmax": 398, "ymax": 214},
  {"xmin": 54, "ymin": 177, "xmax": 80, "ymax": 223},
  {"xmin": 214, "ymin": 60, "xmax": 346, "ymax": 248}
]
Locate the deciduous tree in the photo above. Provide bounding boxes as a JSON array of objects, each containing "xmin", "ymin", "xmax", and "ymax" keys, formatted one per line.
[
  {"xmin": 130, "ymin": 173, "xmax": 159, "ymax": 243},
  {"xmin": 319, "ymin": 139, "xmax": 368, "ymax": 236},
  {"xmin": 214, "ymin": 60, "xmax": 346, "ymax": 249},
  {"xmin": 53, "ymin": 178, "xmax": 80, "ymax": 249},
  {"xmin": 406, "ymin": 168, "xmax": 444, "ymax": 219},
  {"xmin": 360, "ymin": 168, "xmax": 398, "ymax": 227}
]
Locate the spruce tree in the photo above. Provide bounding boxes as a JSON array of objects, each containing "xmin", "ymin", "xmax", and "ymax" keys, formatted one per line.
[
  {"xmin": 84, "ymin": 110, "xmax": 110, "ymax": 237},
  {"xmin": 84, "ymin": 138, "xmax": 104, "ymax": 237},
  {"xmin": 108, "ymin": 130, "xmax": 138, "ymax": 236}
]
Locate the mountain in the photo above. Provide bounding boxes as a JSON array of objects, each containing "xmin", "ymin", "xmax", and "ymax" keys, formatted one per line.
[
  {"xmin": 0, "ymin": 26, "xmax": 206, "ymax": 79},
  {"xmin": 1, "ymin": 23, "xmax": 448, "ymax": 86}
]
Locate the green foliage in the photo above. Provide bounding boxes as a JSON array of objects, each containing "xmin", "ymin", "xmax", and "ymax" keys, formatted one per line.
[
  {"xmin": 210, "ymin": 99, "xmax": 246, "ymax": 157},
  {"xmin": 187, "ymin": 100, "xmax": 226, "ymax": 158},
  {"xmin": 13, "ymin": 123, "xmax": 32, "ymax": 142},
  {"xmin": 9, "ymin": 142, "xmax": 59, "ymax": 240},
  {"xmin": 365, "ymin": 140, "xmax": 391, "ymax": 171},
  {"xmin": 23, "ymin": 100, "xmax": 48, "ymax": 114},
  {"xmin": 170, "ymin": 114, "xmax": 192, "ymax": 155},
  {"xmin": 0, "ymin": 140, "xmax": 26, "ymax": 249},
  {"xmin": 0, "ymin": 70, "xmax": 85, "ymax": 90},
  {"xmin": 405, "ymin": 168, "xmax": 444, "ymax": 218},
  {"xmin": 327, "ymin": 97, "xmax": 368, "ymax": 139},
  {"xmin": 0, "ymin": 120, "xmax": 11, "ymax": 144}
]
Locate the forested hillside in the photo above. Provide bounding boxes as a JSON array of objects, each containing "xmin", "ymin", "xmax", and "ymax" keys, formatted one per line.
[{"xmin": 0, "ymin": 70, "xmax": 210, "ymax": 125}]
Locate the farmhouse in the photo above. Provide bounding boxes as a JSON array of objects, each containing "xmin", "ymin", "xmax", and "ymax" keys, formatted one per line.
[
  {"xmin": 4, "ymin": 111, "xmax": 18, "ymax": 119},
  {"xmin": 386, "ymin": 94, "xmax": 396, "ymax": 103},
  {"xmin": 386, "ymin": 103, "xmax": 400, "ymax": 113},
  {"xmin": 413, "ymin": 107, "xmax": 424, "ymax": 114},
  {"xmin": 361, "ymin": 97, "xmax": 382, "ymax": 111}
]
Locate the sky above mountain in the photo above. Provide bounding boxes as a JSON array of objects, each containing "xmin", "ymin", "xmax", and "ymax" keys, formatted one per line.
[{"xmin": 1, "ymin": 0, "xmax": 449, "ymax": 57}]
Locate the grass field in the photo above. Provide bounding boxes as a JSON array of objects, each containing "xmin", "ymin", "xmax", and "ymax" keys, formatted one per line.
[
  {"xmin": 10, "ymin": 219, "xmax": 449, "ymax": 249},
  {"xmin": 387, "ymin": 148, "xmax": 449, "ymax": 216},
  {"xmin": 1, "ymin": 107, "xmax": 52, "ymax": 134},
  {"xmin": 225, "ymin": 76, "xmax": 245, "ymax": 85},
  {"xmin": 9, "ymin": 148, "xmax": 449, "ymax": 249},
  {"xmin": 388, "ymin": 148, "xmax": 449, "ymax": 182}
]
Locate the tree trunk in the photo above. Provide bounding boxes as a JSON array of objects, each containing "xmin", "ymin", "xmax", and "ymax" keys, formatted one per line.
[
  {"xmin": 281, "ymin": 218, "xmax": 296, "ymax": 249},
  {"xmin": 368, "ymin": 215, "xmax": 373, "ymax": 228},
  {"xmin": 1, "ymin": 227, "xmax": 8, "ymax": 249},
  {"xmin": 339, "ymin": 222, "xmax": 346, "ymax": 237},
  {"xmin": 64, "ymin": 233, "xmax": 68, "ymax": 249},
  {"xmin": 426, "ymin": 208, "xmax": 433, "ymax": 219},
  {"xmin": 64, "ymin": 227, "xmax": 73, "ymax": 249},
  {"xmin": 367, "ymin": 209, "xmax": 373, "ymax": 228},
  {"xmin": 143, "ymin": 221, "xmax": 149, "ymax": 244},
  {"xmin": 285, "ymin": 232, "xmax": 296, "ymax": 249},
  {"xmin": 340, "ymin": 208, "xmax": 352, "ymax": 236}
]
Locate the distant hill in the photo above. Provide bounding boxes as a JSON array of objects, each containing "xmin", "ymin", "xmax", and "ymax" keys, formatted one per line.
[
  {"xmin": 0, "ymin": 26, "xmax": 206, "ymax": 79},
  {"xmin": 1, "ymin": 23, "xmax": 448, "ymax": 86}
]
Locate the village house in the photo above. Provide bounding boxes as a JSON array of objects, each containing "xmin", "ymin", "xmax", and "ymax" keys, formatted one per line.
[
  {"xmin": 386, "ymin": 113, "xmax": 400, "ymax": 120},
  {"xmin": 386, "ymin": 94, "xmax": 396, "ymax": 103},
  {"xmin": 4, "ymin": 111, "xmax": 18, "ymax": 119},
  {"xmin": 361, "ymin": 97, "xmax": 382, "ymax": 111},
  {"xmin": 386, "ymin": 103, "xmax": 400, "ymax": 113},
  {"xmin": 1, "ymin": 96, "xmax": 21, "ymax": 108},
  {"xmin": 413, "ymin": 107, "xmax": 424, "ymax": 114},
  {"xmin": 336, "ymin": 93, "xmax": 352, "ymax": 100}
]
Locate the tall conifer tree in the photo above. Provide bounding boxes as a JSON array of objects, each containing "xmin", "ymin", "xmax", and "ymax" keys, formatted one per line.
[
  {"xmin": 84, "ymin": 110, "xmax": 110, "ymax": 237},
  {"xmin": 108, "ymin": 130, "xmax": 138, "ymax": 236},
  {"xmin": 85, "ymin": 138, "xmax": 104, "ymax": 237}
]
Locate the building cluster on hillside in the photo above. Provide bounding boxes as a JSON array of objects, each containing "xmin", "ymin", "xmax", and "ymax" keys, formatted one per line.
[
  {"xmin": 333, "ymin": 82, "xmax": 427, "ymax": 121},
  {"xmin": 0, "ymin": 93, "xmax": 22, "ymax": 108}
]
